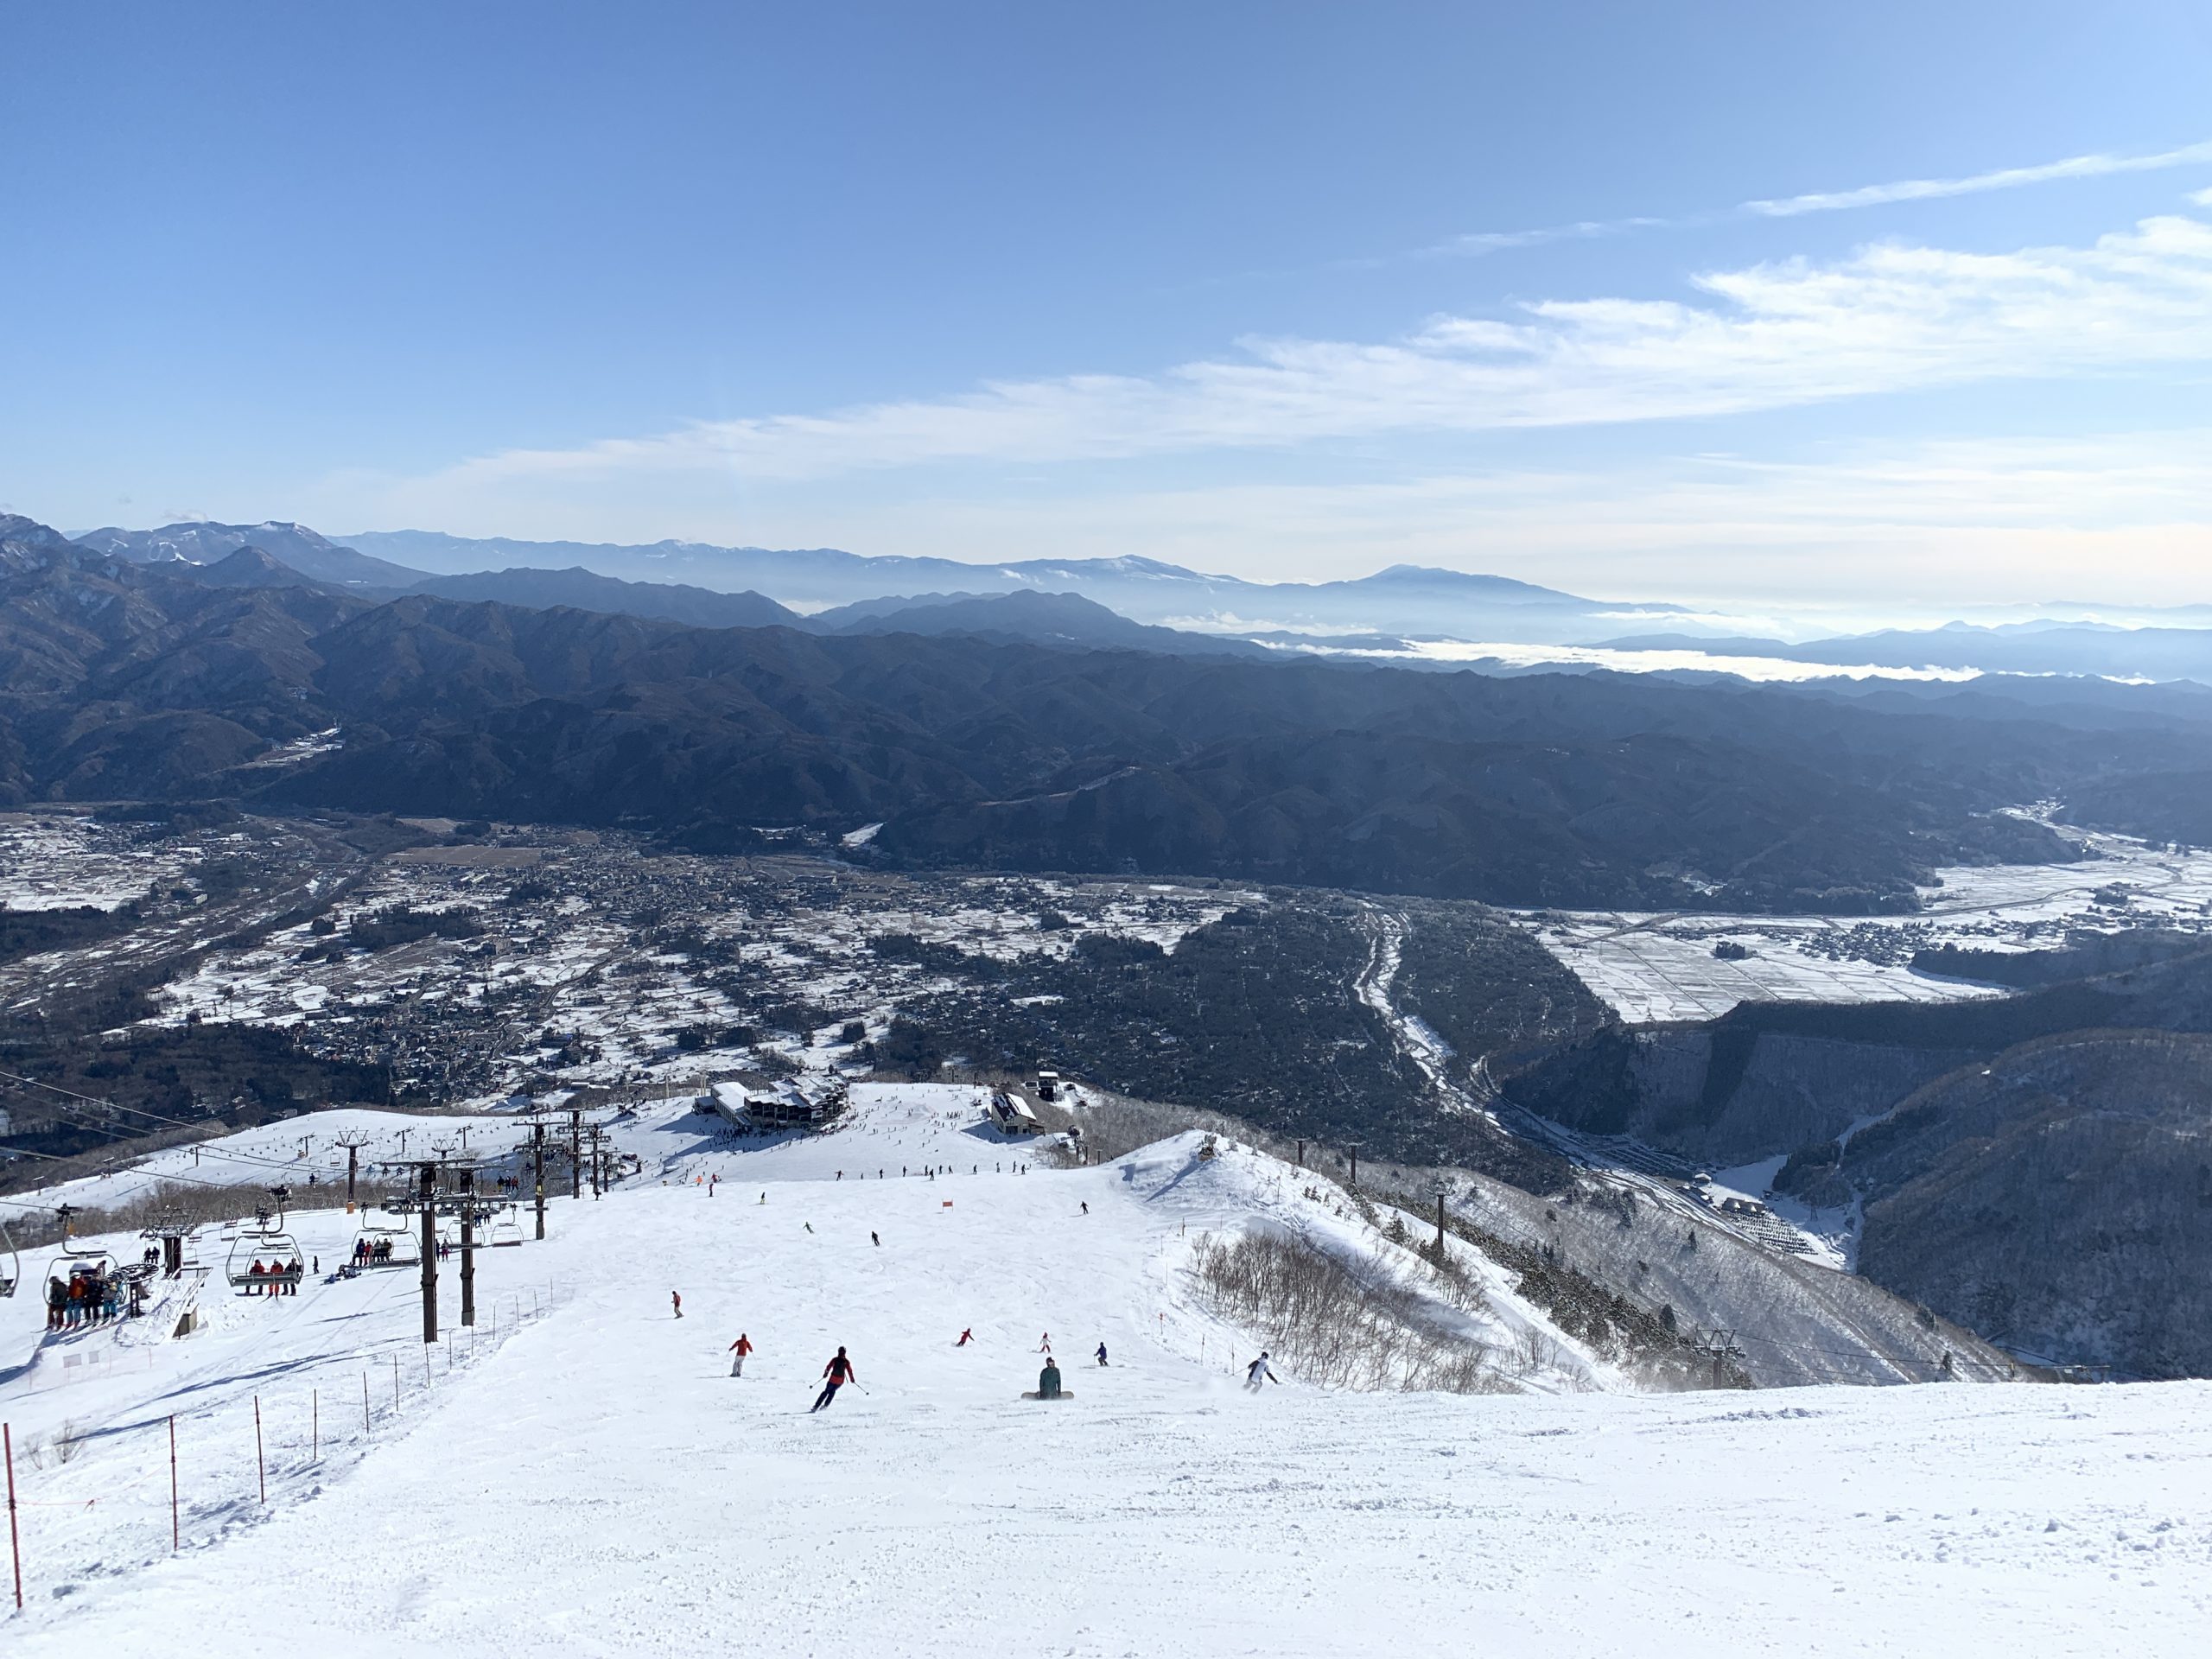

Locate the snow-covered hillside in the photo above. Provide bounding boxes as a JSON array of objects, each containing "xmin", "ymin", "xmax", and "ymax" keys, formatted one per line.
[{"xmin": 2, "ymin": 1091, "xmax": 2207, "ymax": 1655}]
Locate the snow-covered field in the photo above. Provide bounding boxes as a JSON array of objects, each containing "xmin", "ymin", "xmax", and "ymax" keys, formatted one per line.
[
  {"xmin": 3, "ymin": 1092, "xmax": 2207, "ymax": 1655},
  {"xmin": 1519, "ymin": 826, "xmax": 2212, "ymax": 1024},
  {"xmin": 0, "ymin": 814, "xmax": 201, "ymax": 912}
]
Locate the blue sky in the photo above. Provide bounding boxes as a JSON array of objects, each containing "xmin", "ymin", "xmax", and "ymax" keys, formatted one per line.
[{"xmin": 4, "ymin": 1, "xmax": 2210, "ymax": 608}]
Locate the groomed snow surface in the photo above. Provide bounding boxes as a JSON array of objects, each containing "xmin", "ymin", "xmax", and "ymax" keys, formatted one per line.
[{"xmin": 3, "ymin": 1088, "xmax": 2208, "ymax": 1656}]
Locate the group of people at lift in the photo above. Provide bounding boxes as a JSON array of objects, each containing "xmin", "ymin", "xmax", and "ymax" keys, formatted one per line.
[
  {"xmin": 351, "ymin": 1234, "xmax": 401, "ymax": 1268},
  {"xmin": 44, "ymin": 1263, "xmax": 130, "ymax": 1329},
  {"xmin": 244, "ymin": 1257, "xmax": 302, "ymax": 1295}
]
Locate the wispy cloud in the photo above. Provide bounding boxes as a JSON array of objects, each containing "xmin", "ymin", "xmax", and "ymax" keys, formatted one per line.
[
  {"xmin": 1745, "ymin": 139, "xmax": 2212, "ymax": 217},
  {"xmin": 410, "ymin": 211, "xmax": 2212, "ymax": 492},
  {"xmin": 1425, "ymin": 138, "xmax": 2212, "ymax": 259}
]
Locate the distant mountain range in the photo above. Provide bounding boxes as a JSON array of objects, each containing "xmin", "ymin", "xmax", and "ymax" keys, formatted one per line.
[
  {"xmin": 409, "ymin": 567, "xmax": 800, "ymax": 630},
  {"xmin": 61, "ymin": 521, "xmax": 1275, "ymax": 658},
  {"xmin": 332, "ymin": 526, "xmax": 1689, "ymax": 641},
  {"xmin": 74, "ymin": 521, "xmax": 427, "ymax": 589},
  {"xmin": 19, "ymin": 509, "xmax": 2209, "ymax": 909},
  {"xmin": 54, "ymin": 517, "xmax": 2212, "ymax": 686},
  {"xmin": 810, "ymin": 589, "xmax": 1269, "ymax": 657}
]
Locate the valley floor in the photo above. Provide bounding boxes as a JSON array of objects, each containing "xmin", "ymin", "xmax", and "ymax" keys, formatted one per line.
[{"xmin": 2, "ymin": 1108, "xmax": 2206, "ymax": 1656}]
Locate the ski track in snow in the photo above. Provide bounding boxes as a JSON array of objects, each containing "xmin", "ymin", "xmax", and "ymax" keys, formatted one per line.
[{"xmin": 2, "ymin": 1096, "xmax": 2209, "ymax": 1656}]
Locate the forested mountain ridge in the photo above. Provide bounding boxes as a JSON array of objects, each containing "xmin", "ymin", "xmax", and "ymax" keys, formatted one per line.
[
  {"xmin": 0, "ymin": 513, "xmax": 2200, "ymax": 910},
  {"xmin": 1501, "ymin": 941, "xmax": 2212, "ymax": 1376}
]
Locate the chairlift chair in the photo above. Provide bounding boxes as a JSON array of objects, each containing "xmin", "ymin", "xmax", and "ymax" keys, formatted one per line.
[
  {"xmin": 352, "ymin": 1205, "xmax": 422, "ymax": 1269},
  {"xmin": 46, "ymin": 1235, "xmax": 118, "ymax": 1294},
  {"xmin": 0, "ymin": 1217, "xmax": 19, "ymax": 1297},
  {"xmin": 488, "ymin": 1203, "xmax": 524, "ymax": 1248},
  {"xmin": 225, "ymin": 1218, "xmax": 305, "ymax": 1292}
]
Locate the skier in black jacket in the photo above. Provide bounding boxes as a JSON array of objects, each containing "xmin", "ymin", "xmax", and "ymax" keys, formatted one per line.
[{"xmin": 812, "ymin": 1346, "xmax": 858, "ymax": 1412}]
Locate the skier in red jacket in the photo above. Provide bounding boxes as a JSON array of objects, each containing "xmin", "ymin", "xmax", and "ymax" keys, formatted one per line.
[{"xmin": 729, "ymin": 1332, "xmax": 753, "ymax": 1376}]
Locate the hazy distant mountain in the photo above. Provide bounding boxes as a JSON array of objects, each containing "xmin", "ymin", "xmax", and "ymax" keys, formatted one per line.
[
  {"xmin": 1598, "ymin": 623, "xmax": 2212, "ymax": 683},
  {"xmin": 73, "ymin": 521, "xmax": 427, "ymax": 589},
  {"xmin": 185, "ymin": 545, "xmax": 339, "ymax": 591},
  {"xmin": 340, "ymin": 529, "xmax": 1691, "ymax": 642},
  {"xmin": 407, "ymin": 566, "xmax": 800, "ymax": 629},
  {"xmin": 1, "ymin": 512, "xmax": 79, "ymax": 558},
  {"xmin": 814, "ymin": 589, "xmax": 1268, "ymax": 657}
]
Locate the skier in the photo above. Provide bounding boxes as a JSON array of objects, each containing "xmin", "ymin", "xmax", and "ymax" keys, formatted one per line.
[
  {"xmin": 1245, "ymin": 1352, "xmax": 1279, "ymax": 1391},
  {"xmin": 1080, "ymin": 1201, "xmax": 1089, "ymax": 1215},
  {"xmin": 729, "ymin": 1332, "xmax": 753, "ymax": 1376},
  {"xmin": 672, "ymin": 1290, "xmax": 683, "ymax": 1319},
  {"xmin": 871, "ymin": 1231, "xmax": 880, "ymax": 1247},
  {"xmin": 1096, "ymin": 1342, "xmax": 1109, "ymax": 1367},
  {"xmin": 956, "ymin": 1328, "xmax": 974, "ymax": 1346},
  {"xmin": 812, "ymin": 1346, "xmax": 857, "ymax": 1411},
  {"xmin": 1038, "ymin": 1332, "xmax": 1052, "ymax": 1353}
]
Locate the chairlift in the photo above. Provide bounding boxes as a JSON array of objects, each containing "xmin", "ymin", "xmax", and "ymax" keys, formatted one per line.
[
  {"xmin": 224, "ymin": 1193, "xmax": 305, "ymax": 1293},
  {"xmin": 45, "ymin": 1225, "xmax": 118, "ymax": 1296},
  {"xmin": 0, "ymin": 1217, "xmax": 19, "ymax": 1297},
  {"xmin": 488, "ymin": 1203, "xmax": 524, "ymax": 1248},
  {"xmin": 351, "ymin": 1204, "xmax": 422, "ymax": 1269}
]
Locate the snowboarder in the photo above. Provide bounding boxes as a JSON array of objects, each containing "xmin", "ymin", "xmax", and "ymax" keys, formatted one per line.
[
  {"xmin": 1095, "ymin": 1342, "xmax": 1109, "ymax": 1367},
  {"xmin": 1038, "ymin": 1332, "xmax": 1052, "ymax": 1353},
  {"xmin": 1038, "ymin": 1357, "xmax": 1064, "ymax": 1399},
  {"xmin": 1080, "ymin": 1201, "xmax": 1089, "ymax": 1215},
  {"xmin": 672, "ymin": 1290, "xmax": 683, "ymax": 1319},
  {"xmin": 957, "ymin": 1328, "xmax": 974, "ymax": 1346},
  {"xmin": 729, "ymin": 1332, "xmax": 753, "ymax": 1376},
  {"xmin": 871, "ymin": 1231, "xmax": 880, "ymax": 1247},
  {"xmin": 812, "ymin": 1346, "xmax": 857, "ymax": 1411},
  {"xmin": 1246, "ymin": 1352, "xmax": 1279, "ymax": 1391}
]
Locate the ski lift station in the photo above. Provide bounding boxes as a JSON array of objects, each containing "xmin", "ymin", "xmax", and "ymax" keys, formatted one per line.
[{"xmin": 709, "ymin": 1077, "xmax": 850, "ymax": 1133}]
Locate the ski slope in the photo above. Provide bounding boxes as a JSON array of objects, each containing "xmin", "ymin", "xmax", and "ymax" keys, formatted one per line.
[{"xmin": 3, "ymin": 1093, "xmax": 2208, "ymax": 1656}]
